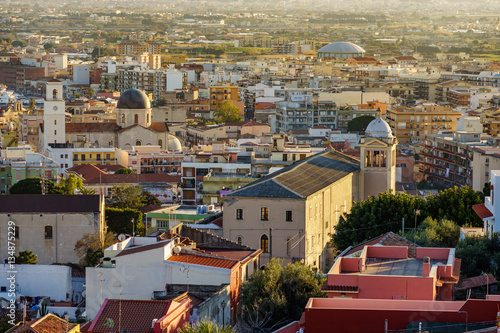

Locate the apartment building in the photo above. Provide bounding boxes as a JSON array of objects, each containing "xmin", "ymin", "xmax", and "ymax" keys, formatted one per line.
[
  {"xmin": 386, "ymin": 104, "xmax": 462, "ymax": 144},
  {"xmin": 209, "ymin": 84, "xmax": 239, "ymax": 109},
  {"xmin": 117, "ymin": 68, "xmax": 183, "ymax": 101},
  {"xmin": 419, "ymin": 117, "xmax": 487, "ymax": 187},
  {"xmin": 115, "ymin": 42, "xmax": 162, "ymax": 55}
]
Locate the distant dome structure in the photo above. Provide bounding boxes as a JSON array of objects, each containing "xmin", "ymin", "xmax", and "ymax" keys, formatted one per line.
[
  {"xmin": 317, "ymin": 42, "xmax": 366, "ymax": 59},
  {"xmin": 365, "ymin": 118, "xmax": 393, "ymax": 138},
  {"xmin": 117, "ymin": 89, "xmax": 151, "ymax": 109},
  {"xmin": 167, "ymin": 134, "xmax": 182, "ymax": 152}
]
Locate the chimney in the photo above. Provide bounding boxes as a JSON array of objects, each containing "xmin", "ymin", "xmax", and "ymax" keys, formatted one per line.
[{"xmin": 423, "ymin": 256, "xmax": 430, "ymax": 277}]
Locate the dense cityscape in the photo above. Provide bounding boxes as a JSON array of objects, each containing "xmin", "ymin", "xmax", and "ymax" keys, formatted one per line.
[{"xmin": 1, "ymin": 0, "xmax": 500, "ymax": 332}]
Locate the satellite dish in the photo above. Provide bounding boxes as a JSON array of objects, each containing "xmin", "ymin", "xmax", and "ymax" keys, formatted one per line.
[
  {"xmin": 173, "ymin": 246, "xmax": 182, "ymax": 255},
  {"xmin": 118, "ymin": 234, "xmax": 126, "ymax": 241}
]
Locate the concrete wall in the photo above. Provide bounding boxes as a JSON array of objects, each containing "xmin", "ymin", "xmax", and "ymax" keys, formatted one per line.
[
  {"xmin": 194, "ymin": 284, "xmax": 231, "ymax": 326},
  {"xmin": 0, "ymin": 212, "xmax": 101, "ymax": 264},
  {"xmin": 85, "ymin": 258, "xmax": 231, "ymax": 320},
  {"xmin": 0, "ymin": 265, "xmax": 71, "ymax": 302}
]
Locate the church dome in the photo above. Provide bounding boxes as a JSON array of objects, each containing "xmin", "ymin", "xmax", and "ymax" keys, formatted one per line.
[
  {"xmin": 318, "ymin": 42, "xmax": 365, "ymax": 54},
  {"xmin": 167, "ymin": 134, "xmax": 182, "ymax": 152},
  {"xmin": 365, "ymin": 118, "xmax": 393, "ymax": 138},
  {"xmin": 317, "ymin": 42, "xmax": 366, "ymax": 59},
  {"xmin": 117, "ymin": 89, "xmax": 151, "ymax": 109}
]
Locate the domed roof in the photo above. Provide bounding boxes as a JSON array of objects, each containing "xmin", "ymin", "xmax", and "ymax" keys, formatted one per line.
[
  {"xmin": 167, "ymin": 134, "xmax": 182, "ymax": 152},
  {"xmin": 365, "ymin": 118, "xmax": 393, "ymax": 138},
  {"xmin": 318, "ymin": 42, "xmax": 366, "ymax": 54},
  {"xmin": 117, "ymin": 89, "xmax": 151, "ymax": 109}
]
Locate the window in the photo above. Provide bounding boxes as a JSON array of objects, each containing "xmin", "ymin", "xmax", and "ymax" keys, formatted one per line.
[
  {"xmin": 0, "ymin": 286, "xmax": 6, "ymax": 292},
  {"xmin": 54, "ymin": 120, "xmax": 57, "ymax": 125},
  {"xmin": 60, "ymin": 154, "xmax": 63, "ymax": 158},
  {"xmin": 286, "ymin": 238, "xmax": 291, "ymax": 257},
  {"xmin": 45, "ymin": 226, "xmax": 53, "ymax": 239},
  {"xmin": 106, "ymin": 154, "xmax": 111, "ymax": 160},
  {"xmin": 54, "ymin": 130, "xmax": 57, "ymax": 135},
  {"xmin": 134, "ymin": 114, "xmax": 139, "ymax": 124},
  {"xmin": 237, "ymin": 236, "xmax": 242, "ymax": 246},
  {"xmin": 158, "ymin": 139, "xmax": 163, "ymax": 147},
  {"xmin": 97, "ymin": 154, "xmax": 101, "ymax": 161},
  {"xmin": 261, "ymin": 207, "xmax": 269, "ymax": 221},
  {"xmin": 236, "ymin": 209, "xmax": 243, "ymax": 220},
  {"xmin": 81, "ymin": 154, "xmax": 85, "ymax": 161},
  {"xmin": 136, "ymin": 140, "xmax": 141, "ymax": 146},
  {"xmin": 121, "ymin": 114, "xmax": 125, "ymax": 123},
  {"xmin": 286, "ymin": 210, "xmax": 293, "ymax": 222},
  {"xmin": 260, "ymin": 235, "xmax": 269, "ymax": 253},
  {"xmin": 157, "ymin": 220, "xmax": 169, "ymax": 229},
  {"xmin": 14, "ymin": 226, "xmax": 19, "ymax": 239},
  {"xmin": 401, "ymin": 163, "xmax": 406, "ymax": 168}
]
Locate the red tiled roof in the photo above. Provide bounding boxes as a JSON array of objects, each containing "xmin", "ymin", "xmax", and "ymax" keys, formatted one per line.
[
  {"xmin": 85, "ymin": 173, "xmax": 181, "ymax": 184},
  {"xmin": 167, "ymin": 254, "xmax": 238, "ymax": 269},
  {"xmin": 10, "ymin": 313, "xmax": 77, "ymax": 333},
  {"xmin": 455, "ymin": 274, "xmax": 497, "ymax": 291},
  {"xmin": 472, "ymin": 203, "xmax": 493, "ymax": 220},
  {"xmin": 199, "ymin": 249, "xmax": 255, "ymax": 261},
  {"xmin": 67, "ymin": 164, "xmax": 108, "ymax": 181},
  {"xmin": 66, "ymin": 122, "xmax": 121, "ymax": 133},
  {"xmin": 150, "ymin": 122, "xmax": 169, "ymax": 132},
  {"xmin": 47, "ymin": 78, "xmax": 62, "ymax": 82},
  {"xmin": 89, "ymin": 299, "xmax": 171, "ymax": 333}
]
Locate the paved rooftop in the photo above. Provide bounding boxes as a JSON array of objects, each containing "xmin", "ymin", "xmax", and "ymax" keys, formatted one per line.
[{"xmin": 354, "ymin": 258, "xmax": 447, "ymax": 277}]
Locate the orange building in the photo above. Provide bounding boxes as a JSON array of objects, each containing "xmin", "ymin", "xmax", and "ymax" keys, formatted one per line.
[{"xmin": 209, "ymin": 84, "xmax": 239, "ymax": 110}]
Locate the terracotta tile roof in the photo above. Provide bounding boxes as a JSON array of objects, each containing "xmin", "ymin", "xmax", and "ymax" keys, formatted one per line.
[
  {"xmin": 79, "ymin": 321, "xmax": 92, "ymax": 333},
  {"xmin": 199, "ymin": 249, "xmax": 255, "ymax": 261},
  {"xmin": 66, "ymin": 122, "xmax": 121, "ymax": 133},
  {"xmin": 85, "ymin": 173, "xmax": 181, "ymax": 185},
  {"xmin": 67, "ymin": 164, "xmax": 108, "ymax": 181},
  {"xmin": 472, "ymin": 203, "xmax": 493, "ymax": 220},
  {"xmin": 0, "ymin": 195, "xmax": 101, "ymax": 213},
  {"xmin": 255, "ymin": 102, "xmax": 276, "ymax": 110},
  {"xmin": 167, "ymin": 254, "xmax": 238, "ymax": 269},
  {"xmin": 47, "ymin": 78, "xmax": 62, "ymax": 82},
  {"xmin": 89, "ymin": 299, "xmax": 171, "ymax": 333},
  {"xmin": 149, "ymin": 122, "xmax": 169, "ymax": 132},
  {"xmin": 344, "ymin": 232, "xmax": 420, "ymax": 258},
  {"xmin": 115, "ymin": 240, "xmax": 173, "ymax": 257},
  {"xmin": 455, "ymin": 273, "xmax": 497, "ymax": 291},
  {"xmin": 310, "ymin": 126, "xmax": 329, "ymax": 129},
  {"xmin": 10, "ymin": 313, "xmax": 77, "ymax": 333}
]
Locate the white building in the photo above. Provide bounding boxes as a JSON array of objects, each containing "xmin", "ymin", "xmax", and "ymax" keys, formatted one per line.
[{"xmin": 72, "ymin": 64, "xmax": 90, "ymax": 85}]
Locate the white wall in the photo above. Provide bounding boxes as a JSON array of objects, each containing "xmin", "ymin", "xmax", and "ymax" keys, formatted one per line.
[
  {"xmin": 0, "ymin": 265, "xmax": 71, "ymax": 302},
  {"xmin": 73, "ymin": 65, "xmax": 90, "ymax": 85},
  {"xmin": 165, "ymin": 71, "xmax": 183, "ymax": 92}
]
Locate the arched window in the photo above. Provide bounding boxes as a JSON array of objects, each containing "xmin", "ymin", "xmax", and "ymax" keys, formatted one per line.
[
  {"xmin": 260, "ymin": 235, "xmax": 269, "ymax": 253},
  {"xmin": 45, "ymin": 226, "xmax": 53, "ymax": 239},
  {"xmin": 53, "ymin": 89, "xmax": 58, "ymax": 99},
  {"xmin": 237, "ymin": 236, "xmax": 242, "ymax": 246},
  {"xmin": 135, "ymin": 140, "xmax": 141, "ymax": 146},
  {"xmin": 286, "ymin": 238, "xmax": 291, "ymax": 257},
  {"xmin": 121, "ymin": 114, "xmax": 125, "ymax": 124},
  {"xmin": 134, "ymin": 114, "xmax": 139, "ymax": 124},
  {"xmin": 158, "ymin": 139, "xmax": 163, "ymax": 147}
]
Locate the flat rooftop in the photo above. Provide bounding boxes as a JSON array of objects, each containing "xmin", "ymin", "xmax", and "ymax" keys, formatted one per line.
[{"xmin": 348, "ymin": 258, "xmax": 447, "ymax": 277}]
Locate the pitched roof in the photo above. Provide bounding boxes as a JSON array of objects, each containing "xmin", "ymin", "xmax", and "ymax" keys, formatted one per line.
[
  {"xmin": 149, "ymin": 122, "xmax": 169, "ymax": 132},
  {"xmin": 167, "ymin": 254, "xmax": 238, "ymax": 269},
  {"xmin": 88, "ymin": 299, "xmax": 171, "ymax": 333},
  {"xmin": 472, "ymin": 203, "xmax": 493, "ymax": 220},
  {"xmin": 226, "ymin": 150, "xmax": 360, "ymax": 199},
  {"xmin": 455, "ymin": 274, "xmax": 497, "ymax": 291},
  {"xmin": 0, "ymin": 195, "xmax": 101, "ymax": 213},
  {"xmin": 115, "ymin": 240, "xmax": 173, "ymax": 257},
  {"xmin": 9, "ymin": 313, "xmax": 77, "ymax": 333},
  {"xmin": 65, "ymin": 122, "xmax": 121, "ymax": 133}
]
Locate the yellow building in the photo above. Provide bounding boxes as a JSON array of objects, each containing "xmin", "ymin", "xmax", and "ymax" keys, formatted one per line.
[
  {"xmin": 386, "ymin": 104, "xmax": 462, "ymax": 144},
  {"xmin": 72, "ymin": 148, "xmax": 116, "ymax": 166},
  {"xmin": 209, "ymin": 85, "xmax": 239, "ymax": 110}
]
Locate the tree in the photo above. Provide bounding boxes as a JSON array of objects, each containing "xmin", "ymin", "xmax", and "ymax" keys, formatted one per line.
[
  {"xmin": 105, "ymin": 207, "xmax": 144, "ymax": 235},
  {"xmin": 74, "ymin": 232, "xmax": 116, "ymax": 266},
  {"xmin": 405, "ymin": 217, "xmax": 460, "ymax": 248},
  {"xmin": 455, "ymin": 234, "xmax": 500, "ymax": 279},
  {"xmin": 87, "ymin": 87, "xmax": 95, "ymax": 97},
  {"xmin": 240, "ymin": 259, "xmax": 326, "ymax": 331},
  {"xmin": 141, "ymin": 190, "xmax": 161, "ymax": 207},
  {"xmin": 157, "ymin": 98, "xmax": 167, "ymax": 107},
  {"xmin": 179, "ymin": 320, "xmax": 236, "ymax": 333},
  {"xmin": 10, "ymin": 177, "xmax": 63, "ymax": 195},
  {"xmin": 347, "ymin": 115, "xmax": 375, "ymax": 132},
  {"xmin": 213, "ymin": 101, "xmax": 242, "ymax": 124},
  {"xmin": 109, "ymin": 184, "xmax": 143, "ymax": 209},
  {"xmin": 44, "ymin": 43, "xmax": 54, "ymax": 51},
  {"xmin": 332, "ymin": 187, "xmax": 484, "ymax": 251},
  {"xmin": 57, "ymin": 174, "xmax": 83, "ymax": 195},
  {"xmin": 29, "ymin": 98, "xmax": 36, "ymax": 109},
  {"xmin": 15, "ymin": 250, "xmax": 38, "ymax": 264},
  {"xmin": 115, "ymin": 168, "xmax": 136, "ymax": 174}
]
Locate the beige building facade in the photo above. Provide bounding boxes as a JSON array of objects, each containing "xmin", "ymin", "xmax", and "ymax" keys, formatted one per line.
[{"xmin": 0, "ymin": 195, "xmax": 105, "ymax": 264}]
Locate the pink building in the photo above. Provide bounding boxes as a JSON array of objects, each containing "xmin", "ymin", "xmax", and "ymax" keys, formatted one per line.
[{"xmin": 324, "ymin": 244, "xmax": 460, "ymax": 301}]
